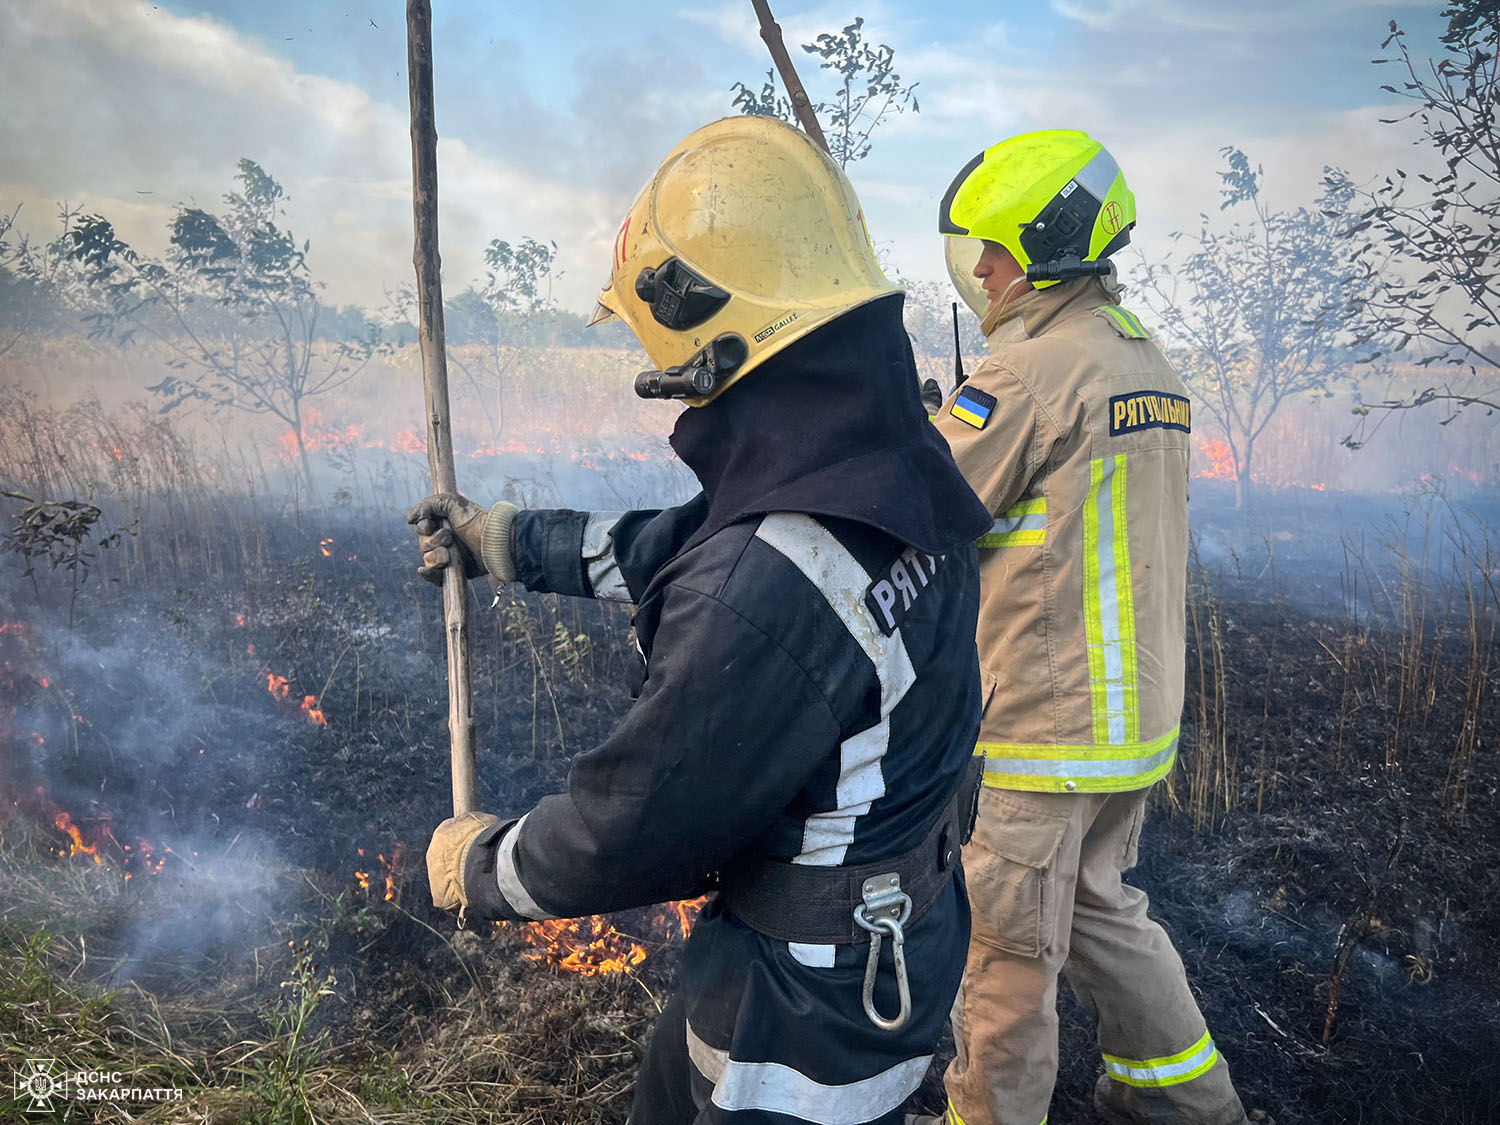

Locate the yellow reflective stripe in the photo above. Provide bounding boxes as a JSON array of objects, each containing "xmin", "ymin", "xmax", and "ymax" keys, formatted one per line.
[
  {"xmin": 1083, "ymin": 459, "xmax": 1110, "ymax": 742},
  {"xmin": 1112, "ymin": 457, "xmax": 1139, "ymax": 742},
  {"xmin": 976, "ymin": 728, "xmax": 1178, "ymax": 792},
  {"xmin": 979, "ymin": 529, "xmax": 1044, "ymax": 548},
  {"xmin": 1100, "ymin": 304, "xmax": 1149, "ymax": 339},
  {"xmin": 943, "ymin": 1103, "xmax": 1044, "ymax": 1125},
  {"xmin": 1102, "ymin": 1030, "xmax": 1219, "ymax": 1088},
  {"xmin": 1084, "ymin": 455, "xmax": 1137, "ymax": 745},
  {"xmin": 978, "ymin": 498, "xmax": 1046, "ymax": 549}
]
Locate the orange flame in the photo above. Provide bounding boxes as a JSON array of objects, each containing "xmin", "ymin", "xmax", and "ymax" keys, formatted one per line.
[
  {"xmin": 319, "ymin": 538, "xmax": 334, "ymax": 558},
  {"xmin": 379, "ymin": 843, "xmax": 405, "ymax": 902},
  {"xmin": 518, "ymin": 895, "xmax": 708, "ymax": 976},
  {"xmin": 266, "ymin": 672, "xmax": 290, "ymax": 702},
  {"xmin": 1449, "ymin": 461, "xmax": 1483, "ymax": 486},
  {"xmin": 300, "ymin": 695, "xmax": 328, "ymax": 727},
  {"xmin": 1195, "ymin": 439, "xmax": 1236, "ymax": 481},
  {"xmin": 53, "ymin": 811, "xmax": 102, "ymax": 865},
  {"xmin": 521, "ymin": 916, "xmax": 648, "ymax": 976},
  {"xmin": 392, "ymin": 429, "xmax": 425, "ymax": 454},
  {"xmin": 660, "ymin": 895, "xmax": 708, "ymax": 939}
]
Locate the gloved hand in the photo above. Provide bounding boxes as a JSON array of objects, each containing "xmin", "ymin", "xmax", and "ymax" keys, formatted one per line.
[
  {"xmin": 920, "ymin": 378, "xmax": 945, "ymax": 416},
  {"xmin": 426, "ymin": 811, "xmax": 504, "ymax": 913},
  {"xmin": 406, "ymin": 493, "xmax": 518, "ymax": 585}
]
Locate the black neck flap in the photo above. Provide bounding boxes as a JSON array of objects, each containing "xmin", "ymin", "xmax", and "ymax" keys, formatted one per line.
[{"xmin": 669, "ymin": 294, "xmax": 991, "ymax": 557}]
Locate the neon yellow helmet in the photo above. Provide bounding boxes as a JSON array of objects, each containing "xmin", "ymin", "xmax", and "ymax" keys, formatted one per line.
[
  {"xmin": 938, "ymin": 129, "xmax": 1135, "ymax": 313},
  {"xmin": 589, "ymin": 116, "xmax": 899, "ymax": 405}
]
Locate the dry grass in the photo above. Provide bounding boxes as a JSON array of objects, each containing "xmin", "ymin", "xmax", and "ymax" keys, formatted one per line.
[{"xmin": 0, "ymin": 813, "xmax": 661, "ymax": 1125}]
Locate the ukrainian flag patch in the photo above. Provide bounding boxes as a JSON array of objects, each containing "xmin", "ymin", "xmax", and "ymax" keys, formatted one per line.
[{"xmin": 951, "ymin": 386, "xmax": 996, "ymax": 429}]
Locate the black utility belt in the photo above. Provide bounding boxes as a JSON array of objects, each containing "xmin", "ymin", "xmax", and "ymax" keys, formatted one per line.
[{"xmin": 717, "ymin": 758, "xmax": 982, "ymax": 945}]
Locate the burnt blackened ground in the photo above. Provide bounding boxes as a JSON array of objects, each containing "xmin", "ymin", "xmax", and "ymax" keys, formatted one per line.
[
  {"xmin": 3, "ymin": 496, "xmax": 1498, "ymax": 1124},
  {"xmin": 1053, "ymin": 586, "xmax": 1500, "ymax": 1124}
]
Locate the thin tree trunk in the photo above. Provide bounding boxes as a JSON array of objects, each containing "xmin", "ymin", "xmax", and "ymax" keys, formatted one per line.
[
  {"xmin": 749, "ymin": 0, "xmax": 830, "ymax": 155},
  {"xmin": 408, "ymin": 0, "xmax": 478, "ymax": 817},
  {"xmin": 1237, "ymin": 434, "xmax": 1255, "ymax": 509},
  {"xmin": 292, "ymin": 402, "xmax": 320, "ymax": 506}
]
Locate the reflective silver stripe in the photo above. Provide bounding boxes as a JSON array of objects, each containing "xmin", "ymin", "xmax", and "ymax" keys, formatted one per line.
[
  {"xmin": 686, "ymin": 1020, "xmax": 931, "ymax": 1122},
  {"xmin": 988, "ymin": 511, "xmax": 1046, "ymax": 537},
  {"xmin": 494, "ymin": 813, "xmax": 557, "ymax": 921},
  {"xmin": 980, "ymin": 737, "xmax": 1177, "ymax": 781},
  {"xmin": 582, "ymin": 511, "xmax": 631, "ymax": 601},
  {"xmin": 1074, "ymin": 147, "xmax": 1121, "ymax": 201},
  {"xmin": 795, "ymin": 720, "xmax": 886, "ymax": 864},
  {"xmin": 1103, "ymin": 1031, "xmax": 1219, "ymax": 1086},
  {"xmin": 788, "ymin": 942, "xmax": 836, "ymax": 968},
  {"xmin": 1092, "ymin": 458, "xmax": 1127, "ymax": 744},
  {"xmin": 754, "ymin": 514, "xmax": 916, "ymax": 866}
]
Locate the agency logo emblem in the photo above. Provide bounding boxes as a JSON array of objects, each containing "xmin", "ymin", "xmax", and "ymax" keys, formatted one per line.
[{"xmin": 15, "ymin": 1059, "xmax": 66, "ymax": 1113}]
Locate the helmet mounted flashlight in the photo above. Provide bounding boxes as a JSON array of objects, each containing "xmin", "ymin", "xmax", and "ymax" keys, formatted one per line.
[
  {"xmin": 1025, "ymin": 256, "xmax": 1114, "ymax": 284},
  {"xmin": 635, "ymin": 333, "xmax": 749, "ymax": 400}
]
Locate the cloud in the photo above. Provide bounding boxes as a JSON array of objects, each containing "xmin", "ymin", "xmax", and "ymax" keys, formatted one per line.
[
  {"xmin": 0, "ymin": 0, "xmax": 629, "ymax": 310},
  {"xmin": 0, "ymin": 0, "xmax": 1446, "ymax": 319},
  {"xmin": 1052, "ymin": 0, "xmax": 1426, "ymax": 34}
]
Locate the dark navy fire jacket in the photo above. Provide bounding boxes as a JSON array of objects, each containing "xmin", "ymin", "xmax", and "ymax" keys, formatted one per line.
[{"xmin": 461, "ymin": 498, "xmax": 983, "ymax": 923}]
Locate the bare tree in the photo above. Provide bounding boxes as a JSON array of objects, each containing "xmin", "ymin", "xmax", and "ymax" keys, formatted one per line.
[
  {"xmin": 64, "ymin": 160, "xmax": 376, "ymax": 499},
  {"xmin": 1135, "ymin": 149, "xmax": 1371, "ymax": 508},
  {"xmin": 387, "ymin": 235, "xmax": 558, "ymax": 446},
  {"xmin": 1344, "ymin": 2, "xmax": 1500, "ymax": 446},
  {"xmin": 732, "ymin": 16, "xmax": 918, "ymax": 169}
]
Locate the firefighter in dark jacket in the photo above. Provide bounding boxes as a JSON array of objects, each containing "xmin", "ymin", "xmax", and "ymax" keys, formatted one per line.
[{"xmin": 408, "ymin": 117, "xmax": 993, "ymax": 1125}]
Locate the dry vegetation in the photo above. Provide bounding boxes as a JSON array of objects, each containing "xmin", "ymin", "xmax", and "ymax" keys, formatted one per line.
[{"xmin": 2, "ymin": 341, "xmax": 1499, "ymax": 1122}]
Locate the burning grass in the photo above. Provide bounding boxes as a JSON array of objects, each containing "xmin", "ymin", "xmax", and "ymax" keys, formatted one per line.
[
  {"xmin": 0, "ymin": 805, "xmax": 702, "ymax": 1124},
  {"xmin": 1, "ymin": 395, "xmax": 1497, "ymax": 1121}
]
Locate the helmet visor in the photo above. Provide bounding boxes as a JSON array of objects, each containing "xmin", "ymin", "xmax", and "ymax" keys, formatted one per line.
[{"xmin": 944, "ymin": 236, "xmax": 989, "ymax": 319}]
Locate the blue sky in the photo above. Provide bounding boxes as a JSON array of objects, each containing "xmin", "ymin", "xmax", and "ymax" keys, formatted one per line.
[{"xmin": 1, "ymin": 0, "xmax": 1446, "ymax": 312}]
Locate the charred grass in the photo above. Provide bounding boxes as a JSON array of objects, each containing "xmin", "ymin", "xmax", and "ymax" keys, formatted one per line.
[{"xmin": 2, "ymin": 414, "xmax": 1498, "ymax": 1122}]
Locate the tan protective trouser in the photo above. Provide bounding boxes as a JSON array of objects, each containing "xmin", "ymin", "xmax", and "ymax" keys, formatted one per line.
[{"xmin": 945, "ymin": 787, "xmax": 1245, "ymax": 1125}]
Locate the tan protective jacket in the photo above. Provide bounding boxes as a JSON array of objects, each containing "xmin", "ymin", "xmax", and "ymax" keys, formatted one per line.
[{"xmin": 934, "ymin": 276, "xmax": 1190, "ymax": 793}]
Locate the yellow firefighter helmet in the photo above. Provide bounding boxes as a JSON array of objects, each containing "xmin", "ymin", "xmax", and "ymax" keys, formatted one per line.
[
  {"xmin": 589, "ymin": 116, "xmax": 900, "ymax": 404},
  {"xmin": 939, "ymin": 129, "xmax": 1136, "ymax": 315}
]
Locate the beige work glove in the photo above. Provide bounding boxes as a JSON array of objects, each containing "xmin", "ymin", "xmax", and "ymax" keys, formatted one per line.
[
  {"xmin": 406, "ymin": 493, "xmax": 518, "ymax": 584},
  {"xmin": 426, "ymin": 811, "xmax": 503, "ymax": 913}
]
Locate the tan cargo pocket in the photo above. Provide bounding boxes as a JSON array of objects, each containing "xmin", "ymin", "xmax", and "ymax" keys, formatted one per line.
[{"xmin": 963, "ymin": 790, "xmax": 1070, "ymax": 957}]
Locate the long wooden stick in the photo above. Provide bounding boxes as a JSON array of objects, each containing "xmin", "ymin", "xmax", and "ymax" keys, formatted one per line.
[
  {"xmin": 749, "ymin": 0, "xmax": 831, "ymax": 155},
  {"xmin": 407, "ymin": 0, "xmax": 478, "ymax": 816}
]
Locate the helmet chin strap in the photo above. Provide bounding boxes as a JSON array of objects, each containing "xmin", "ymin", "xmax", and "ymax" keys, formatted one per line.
[{"xmin": 979, "ymin": 274, "xmax": 1034, "ymax": 338}]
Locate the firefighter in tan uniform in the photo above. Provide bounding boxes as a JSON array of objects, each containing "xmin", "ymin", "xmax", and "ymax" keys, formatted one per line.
[{"xmin": 929, "ymin": 132, "xmax": 1251, "ymax": 1125}]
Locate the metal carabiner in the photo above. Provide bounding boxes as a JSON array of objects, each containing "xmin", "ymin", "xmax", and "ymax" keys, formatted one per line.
[{"xmin": 854, "ymin": 872, "xmax": 913, "ymax": 1032}]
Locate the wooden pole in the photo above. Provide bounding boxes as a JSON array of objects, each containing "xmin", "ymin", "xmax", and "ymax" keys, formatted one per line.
[
  {"xmin": 406, "ymin": 0, "xmax": 478, "ymax": 816},
  {"xmin": 749, "ymin": 0, "xmax": 831, "ymax": 155}
]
